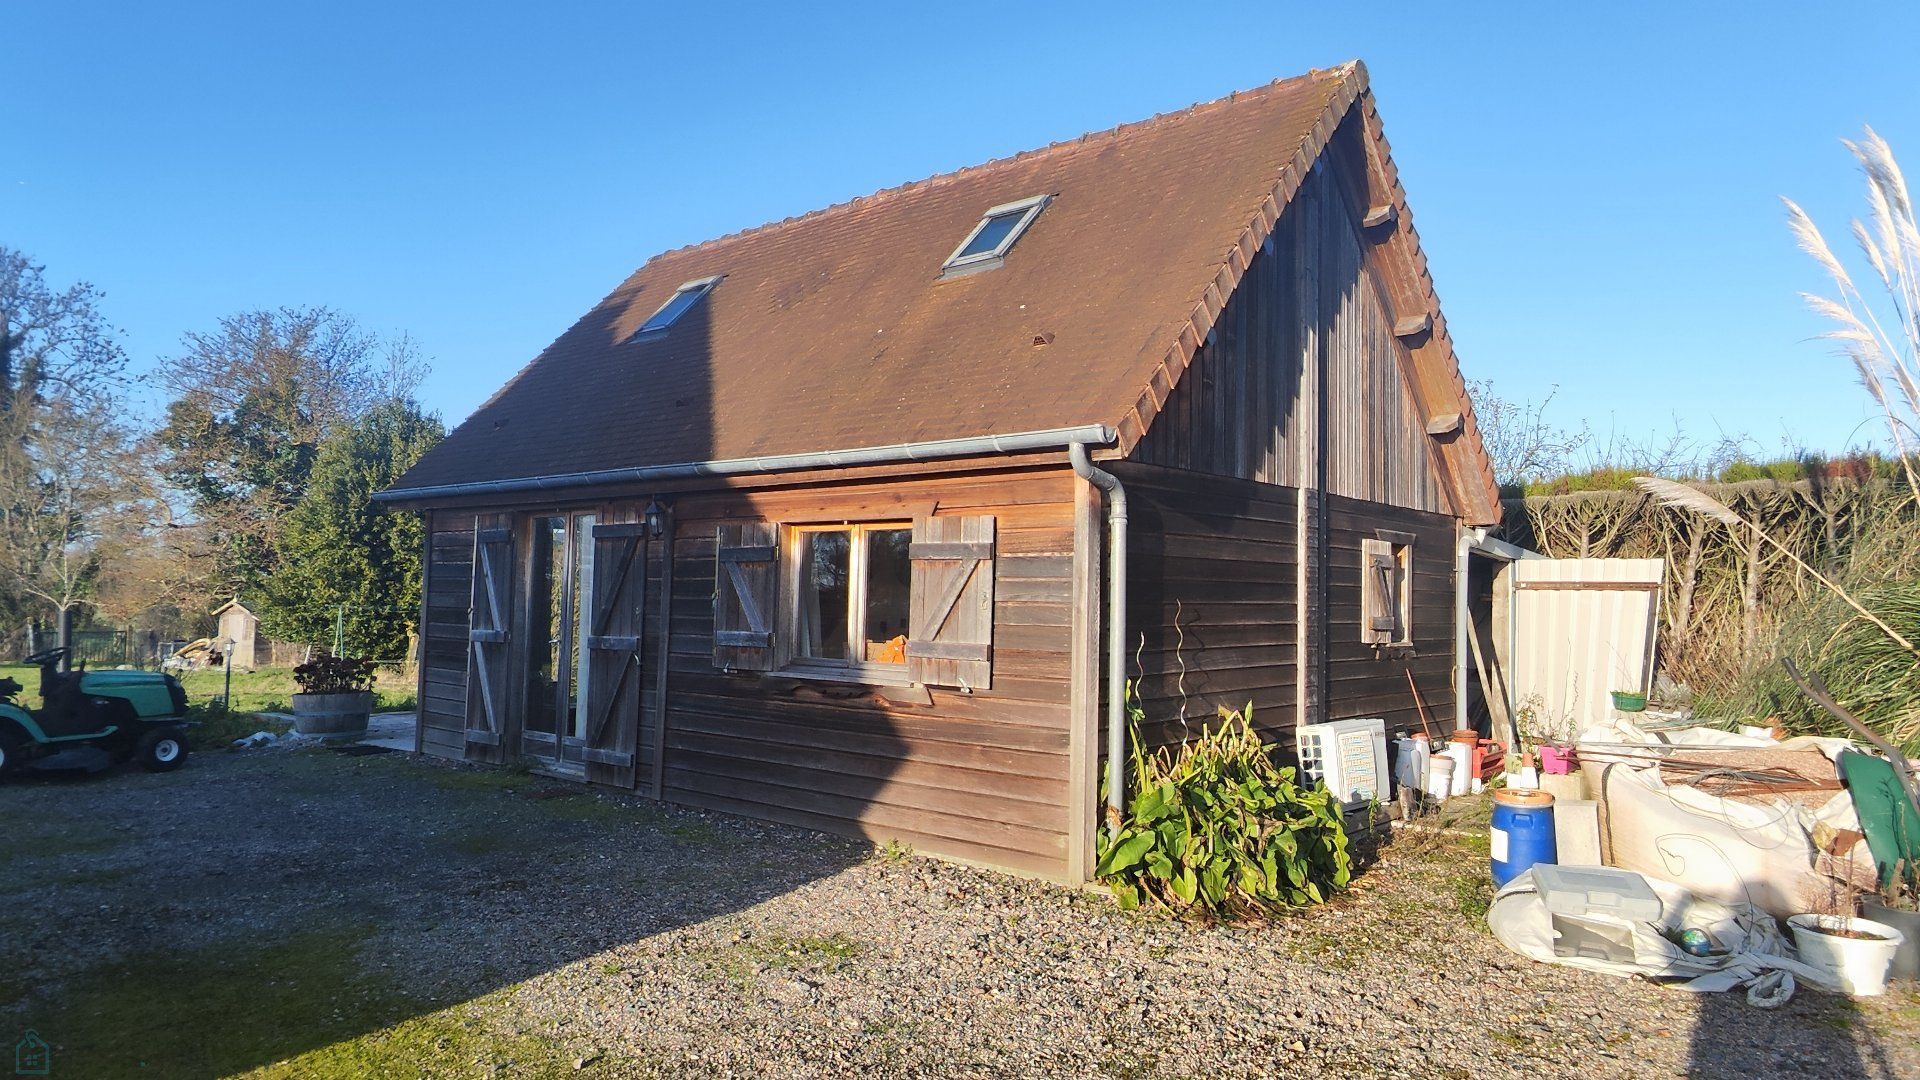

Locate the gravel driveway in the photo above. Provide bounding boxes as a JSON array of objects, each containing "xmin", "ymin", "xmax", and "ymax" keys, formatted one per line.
[{"xmin": 2, "ymin": 747, "xmax": 1915, "ymax": 1079}]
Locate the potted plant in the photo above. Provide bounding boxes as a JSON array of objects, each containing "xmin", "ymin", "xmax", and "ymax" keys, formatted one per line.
[
  {"xmin": 1609, "ymin": 689, "xmax": 1647, "ymax": 712},
  {"xmin": 1789, "ymin": 871, "xmax": 1907, "ymax": 996},
  {"xmin": 290, "ymin": 654, "xmax": 377, "ymax": 738},
  {"xmin": 1862, "ymin": 859, "xmax": 1920, "ymax": 982}
]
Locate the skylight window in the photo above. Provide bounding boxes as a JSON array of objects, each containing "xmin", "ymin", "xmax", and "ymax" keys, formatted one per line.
[
  {"xmin": 628, "ymin": 275, "xmax": 722, "ymax": 341},
  {"xmin": 941, "ymin": 195, "xmax": 1050, "ymax": 277}
]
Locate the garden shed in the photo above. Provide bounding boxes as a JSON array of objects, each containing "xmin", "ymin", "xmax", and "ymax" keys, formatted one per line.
[{"xmin": 377, "ymin": 60, "xmax": 1502, "ymax": 883}]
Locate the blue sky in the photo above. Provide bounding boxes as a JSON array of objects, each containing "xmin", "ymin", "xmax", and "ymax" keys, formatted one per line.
[{"xmin": 7, "ymin": 2, "xmax": 1917, "ymax": 461}]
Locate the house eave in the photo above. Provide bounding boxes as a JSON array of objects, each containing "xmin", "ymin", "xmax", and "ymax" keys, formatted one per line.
[{"xmin": 374, "ymin": 424, "xmax": 1118, "ymax": 506}]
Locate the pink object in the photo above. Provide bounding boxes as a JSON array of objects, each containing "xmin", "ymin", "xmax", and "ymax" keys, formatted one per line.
[{"xmin": 1539, "ymin": 745, "xmax": 1576, "ymax": 775}]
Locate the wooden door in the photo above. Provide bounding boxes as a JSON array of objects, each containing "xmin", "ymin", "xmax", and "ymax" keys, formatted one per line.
[
  {"xmin": 582, "ymin": 518, "xmax": 648, "ymax": 790},
  {"xmin": 464, "ymin": 518, "xmax": 513, "ymax": 763}
]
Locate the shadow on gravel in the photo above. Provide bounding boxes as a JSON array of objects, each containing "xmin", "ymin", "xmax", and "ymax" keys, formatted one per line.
[
  {"xmin": 1684, "ymin": 973, "xmax": 1883, "ymax": 1079},
  {"xmin": 0, "ymin": 746, "xmax": 882, "ymax": 1077}
]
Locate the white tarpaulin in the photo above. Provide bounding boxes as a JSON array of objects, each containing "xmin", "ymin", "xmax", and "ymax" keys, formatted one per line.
[
  {"xmin": 1488, "ymin": 868, "xmax": 1837, "ymax": 1004},
  {"xmin": 1577, "ymin": 718, "xmax": 1867, "ymax": 918}
]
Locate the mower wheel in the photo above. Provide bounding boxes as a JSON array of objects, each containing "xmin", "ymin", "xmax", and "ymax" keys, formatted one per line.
[
  {"xmin": 138, "ymin": 729, "xmax": 189, "ymax": 772},
  {"xmin": 0, "ymin": 733, "xmax": 19, "ymax": 775}
]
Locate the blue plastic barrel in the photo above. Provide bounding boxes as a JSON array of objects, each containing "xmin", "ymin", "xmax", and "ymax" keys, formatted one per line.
[{"xmin": 1490, "ymin": 789, "xmax": 1557, "ymax": 887}]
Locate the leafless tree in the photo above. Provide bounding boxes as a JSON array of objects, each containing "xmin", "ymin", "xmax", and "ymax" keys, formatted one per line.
[
  {"xmin": 0, "ymin": 396, "xmax": 157, "ymax": 627},
  {"xmin": 0, "ymin": 249, "xmax": 138, "ymax": 632},
  {"xmin": 0, "ymin": 247, "xmax": 127, "ymax": 412},
  {"xmin": 1466, "ymin": 378, "xmax": 1590, "ymax": 487}
]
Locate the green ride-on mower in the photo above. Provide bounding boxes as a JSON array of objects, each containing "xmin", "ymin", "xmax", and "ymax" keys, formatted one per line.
[{"xmin": 0, "ymin": 647, "xmax": 193, "ymax": 776}]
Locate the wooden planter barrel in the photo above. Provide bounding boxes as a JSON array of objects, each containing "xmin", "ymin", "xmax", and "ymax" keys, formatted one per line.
[{"xmin": 291, "ymin": 690, "xmax": 374, "ymax": 737}]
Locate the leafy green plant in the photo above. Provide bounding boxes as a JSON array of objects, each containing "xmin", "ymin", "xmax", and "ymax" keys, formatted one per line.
[
  {"xmin": 1094, "ymin": 698, "xmax": 1351, "ymax": 919},
  {"xmin": 293, "ymin": 653, "xmax": 376, "ymax": 695}
]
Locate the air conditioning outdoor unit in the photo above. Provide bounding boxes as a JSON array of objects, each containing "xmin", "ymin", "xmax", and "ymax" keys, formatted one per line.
[{"xmin": 1297, "ymin": 717, "xmax": 1389, "ymax": 804}]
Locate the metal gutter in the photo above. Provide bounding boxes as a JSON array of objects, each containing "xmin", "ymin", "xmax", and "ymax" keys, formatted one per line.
[
  {"xmin": 1068, "ymin": 442, "xmax": 1127, "ymax": 843},
  {"xmin": 372, "ymin": 424, "xmax": 1118, "ymax": 503}
]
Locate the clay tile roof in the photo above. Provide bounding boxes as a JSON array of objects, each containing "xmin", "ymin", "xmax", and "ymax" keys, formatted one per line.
[{"xmin": 390, "ymin": 60, "xmax": 1499, "ymax": 520}]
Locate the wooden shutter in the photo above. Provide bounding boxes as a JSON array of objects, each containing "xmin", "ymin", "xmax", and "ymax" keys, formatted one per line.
[
  {"xmin": 464, "ymin": 520, "xmax": 513, "ymax": 760},
  {"xmin": 907, "ymin": 515, "xmax": 995, "ymax": 689},
  {"xmin": 714, "ymin": 523, "xmax": 777, "ymax": 671},
  {"xmin": 1361, "ymin": 538, "xmax": 1398, "ymax": 644},
  {"xmin": 582, "ymin": 520, "xmax": 647, "ymax": 788}
]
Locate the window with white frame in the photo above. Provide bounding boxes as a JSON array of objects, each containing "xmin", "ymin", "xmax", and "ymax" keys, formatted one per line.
[
  {"xmin": 940, "ymin": 195, "xmax": 1050, "ymax": 277},
  {"xmin": 1361, "ymin": 534, "xmax": 1413, "ymax": 646},
  {"xmin": 785, "ymin": 523, "xmax": 914, "ymax": 674},
  {"xmin": 627, "ymin": 275, "xmax": 722, "ymax": 341}
]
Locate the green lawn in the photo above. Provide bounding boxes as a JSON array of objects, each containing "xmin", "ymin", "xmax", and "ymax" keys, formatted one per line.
[
  {"xmin": 1, "ymin": 663, "xmax": 414, "ymax": 713},
  {"xmin": 0, "ymin": 664, "xmax": 417, "ymax": 748}
]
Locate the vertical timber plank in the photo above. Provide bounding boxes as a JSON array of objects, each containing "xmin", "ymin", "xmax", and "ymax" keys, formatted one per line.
[{"xmin": 416, "ymin": 509, "xmax": 431, "ymax": 755}]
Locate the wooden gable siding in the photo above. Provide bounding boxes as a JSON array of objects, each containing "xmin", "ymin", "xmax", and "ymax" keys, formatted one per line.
[
  {"xmin": 1115, "ymin": 475, "xmax": 1453, "ymax": 755},
  {"xmin": 1114, "ymin": 464, "xmax": 1300, "ymax": 753},
  {"xmin": 1132, "ymin": 153, "xmax": 1446, "ymax": 514},
  {"xmin": 420, "ymin": 510, "xmax": 476, "ymax": 760},
  {"xmin": 659, "ymin": 468, "xmax": 1082, "ymax": 880},
  {"xmin": 1323, "ymin": 493, "xmax": 1456, "ymax": 739}
]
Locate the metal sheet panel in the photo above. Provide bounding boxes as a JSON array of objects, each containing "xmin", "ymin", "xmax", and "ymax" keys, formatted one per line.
[{"xmin": 1510, "ymin": 558, "xmax": 1664, "ymax": 737}]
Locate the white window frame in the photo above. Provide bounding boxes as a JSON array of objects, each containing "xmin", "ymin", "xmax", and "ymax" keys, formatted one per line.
[
  {"xmin": 627, "ymin": 275, "xmax": 723, "ymax": 341},
  {"xmin": 781, "ymin": 522, "xmax": 914, "ymax": 683},
  {"xmin": 940, "ymin": 194, "xmax": 1051, "ymax": 278}
]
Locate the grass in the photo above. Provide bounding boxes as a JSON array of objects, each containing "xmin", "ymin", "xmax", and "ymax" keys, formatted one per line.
[
  {"xmin": 0, "ymin": 663, "xmax": 417, "ymax": 716},
  {"xmin": 0, "ymin": 818, "xmax": 125, "ymax": 876},
  {"xmin": 2, "ymin": 663, "xmax": 417, "ymax": 750},
  {"xmin": 695, "ymin": 930, "xmax": 864, "ymax": 988},
  {"xmin": 14, "ymin": 925, "xmax": 592, "ymax": 1079},
  {"xmin": 1450, "ymin": 873, "xmax": 1494, "ymax": 923}
]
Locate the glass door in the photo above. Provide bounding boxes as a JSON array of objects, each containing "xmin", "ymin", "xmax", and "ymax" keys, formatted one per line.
[
  {"xmin": 520, "ymin": 512, "xmax": 596, "ymax": 772},
  {"xmin": 561, "ymin": 513, "xmax": 596, "ymax": 767}
]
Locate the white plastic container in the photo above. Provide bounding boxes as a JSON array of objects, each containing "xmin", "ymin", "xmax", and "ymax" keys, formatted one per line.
[
  {"xmin": 1394, "ymin": 735, "xmax": 1431, "ymax": 795},
  {"xmin": 1425, "ymin": 754, "xmax": 1455, "ymax": 803},
  {"xmin": 1446, "ymin": 740, "xmax": 1473, "ymax": 797},
  {"xmin": 1788, "ymin": 913, "xmax": 1906, "ymax": 996}
]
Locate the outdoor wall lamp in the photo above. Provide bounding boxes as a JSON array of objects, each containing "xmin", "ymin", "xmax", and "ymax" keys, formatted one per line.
[{"xmin": 643, "ymin": 498, "xmax": 668, "ymax": 539}]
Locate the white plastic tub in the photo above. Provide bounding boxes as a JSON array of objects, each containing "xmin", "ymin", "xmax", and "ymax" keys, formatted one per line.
[
  {"xmin": 1788, "ymin": 913, "xmax": 1906, "ymax": 996},
  {"xmin": 1425, "ymin": 755, "xmax": 1454, "ymax": 803}
]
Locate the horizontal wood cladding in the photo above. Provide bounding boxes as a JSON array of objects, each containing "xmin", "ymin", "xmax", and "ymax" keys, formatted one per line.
[
  {"xmin": 1132, "ymin": 150, "xmax": 1447, "ymax": 515},
  {"xmin": 420, "ymin": 512, "xmax": 475, "ymax": 759},
  {"xmin": 1115, "ymin": 465, "xmax": 1300, "ymax": 750},
  {"xmin": 1322, "ymin": 493, "xmax": 1457, "ymax": 739},
  {"xmin": 662, "ymin": 468, "xmax": 1078, "ymax": 879}
]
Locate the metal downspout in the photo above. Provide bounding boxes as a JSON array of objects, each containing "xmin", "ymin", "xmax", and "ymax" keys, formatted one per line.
[
  {"xmin": 1069, "ymin": 443, "xmax": 1127, "ymax": 840},
  {"xmin": 1454, "ymin": 527, "xmax": 1477, "ymax": 734}
]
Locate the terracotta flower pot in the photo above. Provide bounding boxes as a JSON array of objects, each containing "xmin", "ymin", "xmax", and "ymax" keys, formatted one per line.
[{"xmin": 291, "ymin": 690, "xmax": 373, "ymax": 737}]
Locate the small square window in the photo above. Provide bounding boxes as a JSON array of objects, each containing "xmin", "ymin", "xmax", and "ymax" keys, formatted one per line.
[
  {"xmin": 627, "ymin": 276, "xmax": 721, "ymax": 341},
  {"xmin": 941, "ymin": 195, "xmax": 1049, "ymax": 277}
]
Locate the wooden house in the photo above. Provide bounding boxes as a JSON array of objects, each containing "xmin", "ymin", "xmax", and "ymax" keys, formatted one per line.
[{"xmin": 377, "ymin": 61, "xmax": 1501, "ymax": 884}]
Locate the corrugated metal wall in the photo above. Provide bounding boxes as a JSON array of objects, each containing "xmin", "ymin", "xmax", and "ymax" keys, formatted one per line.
[{"xmin": 1508, "ymin": 558, "xmax": 1664, "ymax": 736}]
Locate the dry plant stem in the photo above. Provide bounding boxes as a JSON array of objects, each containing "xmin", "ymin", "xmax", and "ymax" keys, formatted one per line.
[
  {"xmin": 1634, "ymin": 476, "xmax": 1920, "ymax": 661},
  {"xmin": 1749, "ymin": 522, "xmax": 1919, "ymax": 658},
  {"xmin": 1781, "ymin": 658, "xmax": 1920, "ymax": 813}
]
